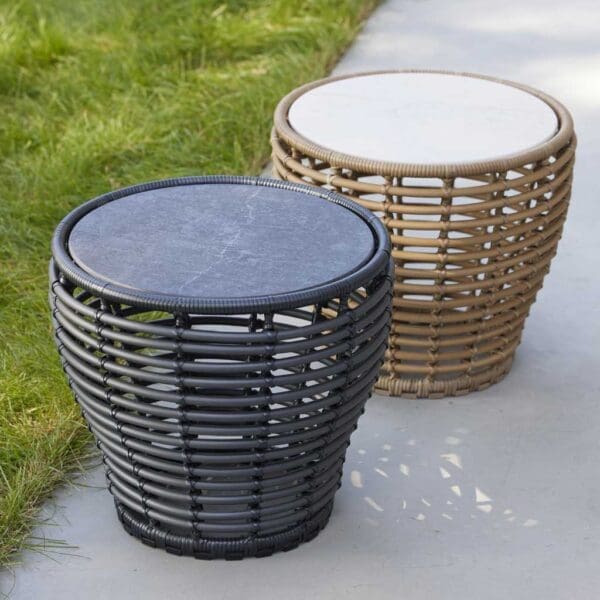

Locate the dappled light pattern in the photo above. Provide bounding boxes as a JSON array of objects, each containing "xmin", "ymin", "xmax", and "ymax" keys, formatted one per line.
[{"xmin": 347, "ymin": 426, "xmax": 539, "ymax": 532}]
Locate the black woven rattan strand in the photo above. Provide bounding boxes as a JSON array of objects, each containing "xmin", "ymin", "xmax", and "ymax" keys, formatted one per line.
[{"xmin": 50, "ymin": 176, "xmax": 393, "ymax": 559}]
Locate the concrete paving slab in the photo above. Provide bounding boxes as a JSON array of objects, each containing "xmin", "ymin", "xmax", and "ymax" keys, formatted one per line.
[{"xmin": 3, "ymin": 0, "xmax": 600, "ymax": 598}]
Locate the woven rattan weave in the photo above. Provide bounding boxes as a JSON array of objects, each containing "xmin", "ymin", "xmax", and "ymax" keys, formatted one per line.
[
  {"xmin": 50, "ymin": 176, "xmax": 393, "ymax": 559},
  {"xmin": 271, "ymin": 70, "xmax": 576, "ymax": 398}
]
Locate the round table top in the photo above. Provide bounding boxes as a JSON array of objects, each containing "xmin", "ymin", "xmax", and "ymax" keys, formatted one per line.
[
  {"xmin": 67, "ymin": 181, "xmax": 376, "ymax": 299},
  {"xmin": 287, "ymin": 72, "xmax": 559, "ymax": 165}
]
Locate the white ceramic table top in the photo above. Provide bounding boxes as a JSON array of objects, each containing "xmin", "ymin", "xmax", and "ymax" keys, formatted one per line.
[{"xmin": 288, "ymin": 72, "xmax": 559, "ymax": 165}]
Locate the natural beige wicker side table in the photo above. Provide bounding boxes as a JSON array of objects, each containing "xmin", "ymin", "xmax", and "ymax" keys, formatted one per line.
[{"xmin": 271, "ymin": 70, "xmax": 576, "ymax": 398}]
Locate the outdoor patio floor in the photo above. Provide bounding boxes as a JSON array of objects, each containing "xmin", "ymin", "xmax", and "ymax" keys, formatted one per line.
[{"xmin": 2, "ymin": 0, "xmax": 599, "ymax": 598}]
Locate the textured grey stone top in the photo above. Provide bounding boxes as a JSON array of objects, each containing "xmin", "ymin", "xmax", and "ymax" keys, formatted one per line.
[{"xmin": 68, "ymin": 183, "xmax": 375, "ymax": 298}]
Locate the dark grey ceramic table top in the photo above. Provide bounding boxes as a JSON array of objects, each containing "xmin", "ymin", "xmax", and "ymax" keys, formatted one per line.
[{"xmin": 68, "ymin": 183, "xmax": 375, "ymax": 298}]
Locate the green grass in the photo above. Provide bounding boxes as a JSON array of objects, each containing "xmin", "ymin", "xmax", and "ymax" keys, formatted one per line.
[{"xmin": 0, "ymin": 0, "xmax": 378, "ymax": 566}]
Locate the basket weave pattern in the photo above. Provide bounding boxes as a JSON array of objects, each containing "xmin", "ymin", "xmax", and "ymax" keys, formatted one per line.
[
  {"xmin": 49, "ymin": 176, "xmax": 393, "ymax": 559},
  {"xmin": 271, "ymin": 71, "xmax": 576, "ymax": 398},
  {"xmin": 50, "ymin": 266, "xmax": 392, "ymax": 557}
]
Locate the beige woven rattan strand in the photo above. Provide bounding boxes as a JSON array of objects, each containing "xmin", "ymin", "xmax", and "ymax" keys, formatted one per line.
[{"xmin": 271, "ymin": 70, "xmax": 576, "ymax": 399}]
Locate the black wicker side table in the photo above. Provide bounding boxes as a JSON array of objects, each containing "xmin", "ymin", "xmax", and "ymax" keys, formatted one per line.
[{"xmin": 50, "ymin": 176, "xmax": 393, "ymax": 559}]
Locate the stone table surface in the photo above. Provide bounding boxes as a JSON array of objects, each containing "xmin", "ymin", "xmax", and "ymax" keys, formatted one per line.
[
  {"xmin": 288, "ymin": 71, "xmax": 559, "ymax": 165},
  {"xmin": 69, "ymin": 182, "xmax": 375, "ymax": 298}
]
